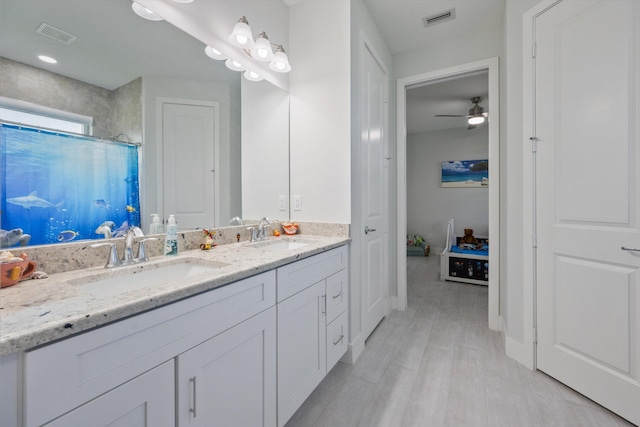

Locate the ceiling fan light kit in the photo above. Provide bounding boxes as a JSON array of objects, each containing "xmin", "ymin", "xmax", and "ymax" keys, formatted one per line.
[{"xmin": 435, "ymin": 96, "xmax": 488, "ymax": 129}]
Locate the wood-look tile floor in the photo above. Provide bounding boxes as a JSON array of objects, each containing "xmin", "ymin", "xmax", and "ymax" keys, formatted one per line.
[{"xmin": 285, "ymin": 255, "xmax": 637, "ymax": 427}]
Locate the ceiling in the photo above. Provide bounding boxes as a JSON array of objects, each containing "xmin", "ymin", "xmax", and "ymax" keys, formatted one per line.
[{"xmin": 0, "ymin": 0, "xmax": 501, "ymax": 133}]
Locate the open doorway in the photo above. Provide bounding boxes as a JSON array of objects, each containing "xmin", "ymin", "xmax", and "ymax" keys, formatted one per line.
[{"xmin": 396, "ymin": 57, "xmax": 500, "ymax": 330}]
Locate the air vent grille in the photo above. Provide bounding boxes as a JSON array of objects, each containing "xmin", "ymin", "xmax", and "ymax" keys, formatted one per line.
[
  {"xmin": 36, "ymin": 22, "xmax": 77, "ymax": 44},
  {"xmin": 422, "ymin": 8, "xmax": 456, "ymax": 27}
]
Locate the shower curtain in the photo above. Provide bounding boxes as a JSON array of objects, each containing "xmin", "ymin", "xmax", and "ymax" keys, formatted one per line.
[{"xmin": 0, "ymin": 123, "xmax": 140, "ymax": 246}]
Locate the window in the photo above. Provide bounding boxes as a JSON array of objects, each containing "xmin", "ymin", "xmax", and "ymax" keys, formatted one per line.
[{"xmin": 0, "ymin": 97, "xmax": 92, "ymax": 135}]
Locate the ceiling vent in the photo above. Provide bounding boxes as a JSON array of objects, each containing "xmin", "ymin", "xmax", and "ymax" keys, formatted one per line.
[
  {"xmin": 36, "ymin": 22, "xmax": 77, "ymax": 45},
  {"xmin": 422, "ymin": 8, "xmax": 456, "ymax": 27}
]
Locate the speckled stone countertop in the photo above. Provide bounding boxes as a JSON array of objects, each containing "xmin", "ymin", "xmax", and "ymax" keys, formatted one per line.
[{"xmin": 0, "ymin": 233, "xmax": 350, "ymax": 356}]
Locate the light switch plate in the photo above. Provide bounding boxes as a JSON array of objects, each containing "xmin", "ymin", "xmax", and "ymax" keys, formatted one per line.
[
  {"xmin": 279, "ymin": 196, "xmax": 287, "ymax": 211},
  {"xmin": 293, "ymin": 195, "xmax": 302, "ymax": 211}
]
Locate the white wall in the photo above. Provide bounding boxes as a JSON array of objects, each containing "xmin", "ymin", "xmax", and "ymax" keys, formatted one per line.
[
  {"xmin": 288, "ymin": 0, "xmax": 352, "ymax": 224},
  {"xmin": 407, "ymin": 127, "xmax": 489, "ymax": 253},
  {"xmin": 241, "ymin": 79, "xmax": 290, "ymax": 222}
]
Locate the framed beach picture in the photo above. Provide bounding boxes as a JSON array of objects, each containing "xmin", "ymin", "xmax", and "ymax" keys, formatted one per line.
[{"xmin": 441, "ymin": 159, "xmax": 489, "ymax": 188}]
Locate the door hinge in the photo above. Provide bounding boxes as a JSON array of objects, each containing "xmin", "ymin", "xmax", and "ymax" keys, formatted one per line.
[
  {"xmin": 532, "ymin": 43, "xmax": 537, "ymax": 58},
  {"xmin": 532, "ymin": 233, "xmax": 537, "ymax": 248},
  {"xmin": 533, "ymin": 327, "xmax": 538, "ymax": 343},
  {"xmin": 530, "ymin": 136, "xmax": 538, "ymax": 152}
]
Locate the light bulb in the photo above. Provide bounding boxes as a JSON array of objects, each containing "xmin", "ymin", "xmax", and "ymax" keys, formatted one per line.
[{"xmin": 468, "ymin": 116, "xmax": 485, "ymax": 125}]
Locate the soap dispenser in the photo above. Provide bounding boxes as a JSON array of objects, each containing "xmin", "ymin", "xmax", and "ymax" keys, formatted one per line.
[
  {"xmin": 149, "ymin": 214, "xmax": 163, "ymax": 235},
  {"xmin": 164, "ymin": 215, "xmax": 178, "ymax": 256}
]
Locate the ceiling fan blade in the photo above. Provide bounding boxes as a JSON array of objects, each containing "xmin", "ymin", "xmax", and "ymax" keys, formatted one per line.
[{"xmin": 434, "ymin": 114, "xmax": 471, "ymax": 118}]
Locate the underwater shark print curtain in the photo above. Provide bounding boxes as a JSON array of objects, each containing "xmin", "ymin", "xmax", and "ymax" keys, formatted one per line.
[{"xmin": 0, "ymin": 123, "xmax": 140, "ymax": 246}]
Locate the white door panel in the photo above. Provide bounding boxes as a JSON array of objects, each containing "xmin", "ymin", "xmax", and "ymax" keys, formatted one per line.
[
  {"xmin": 361, "ymin": 40, "xmax": 388, "ymax": 340},
  {"xmin": 535, "ymin": 0, "xmax": 640, "ymax": 424},
  {"xmin": 161, "ymin": 102, "xmax": 215, "ymax": 229}
]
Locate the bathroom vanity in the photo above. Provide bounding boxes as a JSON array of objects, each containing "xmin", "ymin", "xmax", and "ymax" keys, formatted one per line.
[{"xmin": 0, "ymin": 234, "xmax": 349, "ymax": 427}]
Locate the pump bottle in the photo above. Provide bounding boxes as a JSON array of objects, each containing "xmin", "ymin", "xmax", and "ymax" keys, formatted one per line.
[
  {"xmin": 165, "ymin": 215, "xmax": 178, "ymax": 256},
  {"xmin": 149, "ymin": 214, "xmax": 163, "ymax": 235}
]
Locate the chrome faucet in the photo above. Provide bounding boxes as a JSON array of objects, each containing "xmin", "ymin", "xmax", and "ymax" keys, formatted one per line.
[
  {"xmin": 257, "ymin": 217, "xmax": 273, "ymax": 240},
  {"xmin": 123, "ymin": 226, "xmax": 145, "ymax": 264},
  {"xmin": 91, "ymin": 226, "xmax": 158, "ymax": 268}
]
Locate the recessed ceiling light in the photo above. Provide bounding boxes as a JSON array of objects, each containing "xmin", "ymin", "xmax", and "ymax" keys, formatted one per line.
[
  {"xmin": 172, "ymin": 0, "xmax": 194, "ymax": 3},
  {"xmin": 38, "ymin": 55, "xmax": 57, "ymax": 64},
  {"xmin": 131, "ymin": 2, "xmax": 164, "ymax": 21}
]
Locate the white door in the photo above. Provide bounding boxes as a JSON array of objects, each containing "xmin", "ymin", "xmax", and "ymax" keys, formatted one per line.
[
  {"xmin": 161, "ymin": 101, "xmax": 215, "ymax": 229},
  {"xmin": 535, "ymin": 0, "xmax": 640, "ymax": 424},
  {"xmin": 361, "ymin": 40, "xmax": 388, "ymax": 340}
]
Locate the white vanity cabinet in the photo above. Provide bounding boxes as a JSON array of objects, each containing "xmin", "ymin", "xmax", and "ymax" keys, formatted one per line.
[
  {"xmin": 176, "ymin": 306, "xmax": 277, "ymax": 426},
  {"xmin": 276, "ymin": 246, "xmax": 349, "ymax": 426},
  {"xmin": 42, "ymin": 361, "xmax": 175, "ymax": 427},
  {"xmin": 22, "ymin": 270, "xmax": 276, "ymax": 427}
]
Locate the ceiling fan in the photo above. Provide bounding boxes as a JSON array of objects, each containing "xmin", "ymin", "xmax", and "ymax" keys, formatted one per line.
[{"xmin": 435, "ymin": 96, "xmax": 488, "ymax": 130}]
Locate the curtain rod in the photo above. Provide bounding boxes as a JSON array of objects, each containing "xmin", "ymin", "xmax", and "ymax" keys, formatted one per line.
[{"xmin": 0, "ymin": 120, "xmax": 142, "ymax": 146}]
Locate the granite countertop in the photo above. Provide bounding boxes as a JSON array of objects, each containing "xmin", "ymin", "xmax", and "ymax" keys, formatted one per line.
[{"xmin": 0, "ymin": 234, "xmax": 350, "ymax": 356}]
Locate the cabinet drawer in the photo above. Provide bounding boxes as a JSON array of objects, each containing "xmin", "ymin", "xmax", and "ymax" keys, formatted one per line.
[
  {"xmin": 325, "ymin": 269, "xmax": 348, "ymax": 324},
  {"xmin": 277, "ymin": 246, "xmax": 347, "ymax": 302},
  {"xmin": 24, "ymin": 271, "xmax": 276, "ymax": 427},
  {"xmin": 326, "ymin": 310, "xmax": 348, "ymax": 372}
]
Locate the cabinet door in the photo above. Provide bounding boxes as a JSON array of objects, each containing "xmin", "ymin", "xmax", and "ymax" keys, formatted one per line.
[
  {"xmin": 277, "ymin": 281, "xmax": 326, "ymax": 427},
  {"xmin": 176, "ymin": 307, "xmax": 276, "ymax": 427},
  {"xmin": 44, "ymin": 361, "xmax": 174, "ymax": 427}
]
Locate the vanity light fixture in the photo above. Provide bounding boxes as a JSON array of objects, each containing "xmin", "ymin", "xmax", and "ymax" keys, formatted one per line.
[
  {"xmin": 228, "ymin": 16, "xmax": 255, "ymax": 49},
  {"xmin": 269, "ymin": 45, "xmax": 291, "ymax": 73},
  {"xmin": 131, "ymin": 1, "xmax": 163, "ymax": 21},
  {"xmin": 243, "ymin": 70, "xmax": 264, "ymax": 82},
  {"xmin": 204, "ymin": 45, "xmax": 227, "ymax": 60},
  {"xmin": 225, "ymin": 58, "xmax": 246, "ymax": 72},
  {"xmin": 250, "ymin": 32, "xmax": 274, "ymax": 62},
  {"xmin": 222, "ymin": 16, "xmax": 291, "ymax": 75}
]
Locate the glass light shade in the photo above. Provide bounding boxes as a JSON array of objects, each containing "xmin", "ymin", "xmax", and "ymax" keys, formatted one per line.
[
  {"xmin": 228, "ymin": 17, "xmax": 254, "ymax": 49},
  {"xmin": 225, "ymin": 58, "xmax": 246, "ymax": 72},
  {"xmin": 269, "ymin": 47, "xmax": 291, "ymax": 73},
  {"xmin": 204, "ymin": 45, "xmax": 227, "ymax": 60},
  {"xmin": 468, "ymin": 116, "xmax": 485, "ymax": 125},
  {"xmin": 250, "ymin": 33, "xmax": 274, "ymax": 62},
  {"xmin": 243, "ymin": 70, "xmax": 264, "ymax": 82},
  {"xmin": 131, "ymin": 2, "xmax": 164, "ymax": 21}
]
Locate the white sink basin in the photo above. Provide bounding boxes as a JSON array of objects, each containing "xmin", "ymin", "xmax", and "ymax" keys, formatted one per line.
[
  {"xmin": 250, "ymin": 239, "xmax": 310, "ymax": 252},
  {"xmin": 69, "ymin": 258, "xmax": 228, "ymax": 297}
]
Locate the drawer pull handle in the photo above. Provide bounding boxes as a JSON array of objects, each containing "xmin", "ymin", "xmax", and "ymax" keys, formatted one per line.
[
  {"xmin": 333, "ymin": 334, "xmax": 344, "ymax": 346},
  {"xmin": 621, "ymin": 246, "xmax": 640, "ymax": 252},
  {"xmin": 189, "ymin": 376, "xmax": 197, "ymax": 418},
  {"xmin": 332, "ymin": 291, "xmax": 343, "ymax": 300}
]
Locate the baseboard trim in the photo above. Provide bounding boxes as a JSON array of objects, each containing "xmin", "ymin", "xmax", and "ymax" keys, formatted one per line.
[
  {"xmin": 343, "ymin": 334, "xmax": 365, "ymax": 365},
  {"xmin": 501, "ymin": 316, "xmax": 534, "ymax": 370}
]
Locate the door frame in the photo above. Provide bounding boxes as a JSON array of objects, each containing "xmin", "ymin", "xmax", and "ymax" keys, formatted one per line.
[
  {"xmin": 155, "ymin": 97, "xmax": 220, "ymax": 226},
  {"xmin": 521, "ymin": 0, "xmax": 560, "ymax": 370},
  {"xmin": 396, "ymin": 57, "xmax": 500, "ymax": 331}
]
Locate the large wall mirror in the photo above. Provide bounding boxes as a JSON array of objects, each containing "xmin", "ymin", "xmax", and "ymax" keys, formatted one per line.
[{"xmin": 0, "ymin": 0, "xmax": 290, "ymax": 247}]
